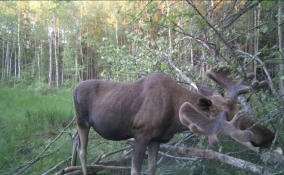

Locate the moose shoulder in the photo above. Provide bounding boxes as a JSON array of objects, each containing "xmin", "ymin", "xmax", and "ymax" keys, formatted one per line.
[{"xmin": 72, "ymin": 69, "xmax": 276, "ymax": 175}]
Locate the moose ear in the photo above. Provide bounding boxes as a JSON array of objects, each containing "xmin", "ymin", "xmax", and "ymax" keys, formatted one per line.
[{"xmin": 198, "ymin": 98, "xmax": 212, "ymax": 111}]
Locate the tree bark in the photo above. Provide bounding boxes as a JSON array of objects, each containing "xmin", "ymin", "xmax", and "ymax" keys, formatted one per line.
[
  {"xmin": 48, "ymin": 26, "xmax": 53, "ymax": 88},
  {"xmin": 1, "ymin": 40, "xmax": 5, "ymax": 80},
  {"xmin": 17, "ymin": 7, "xmax": 21, "ymax": 80},
  {"xmin": 279, "ymin": 0, "xmax": 284, "ymax": 100},
  {"xmin": 14, "ymin": 51, "xmax": 17, "ymax": 78},
  {"xmin": 5, "ymin": 41, "xmax": 10, "ymax": 79},
  {"xmin": 53, "ymin": 12, "xmax": 59, "ymax": 88},
  {"xmin": 166, "ymin": 1, "xmax": 172, "ymax": 51}
]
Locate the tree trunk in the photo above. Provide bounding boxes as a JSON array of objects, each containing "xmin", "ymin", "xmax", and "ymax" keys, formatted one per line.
[
  {"xmin": 18, "ymin": 56, "xmax": 21, "ymax": 80},
  {"xmin": 253, "ymin": 4, "xmax": 261, "ymax": 77},
  {"xmin": 166, "ymin": 1, "xmax": 172, "ymax": 51},
  {"xmin": 53, "ymin": 12, "xmax": 59, "ymax": 88},
  {"xmin": 9, "ymin": 42, "xmax": 14, "ymax": 80},
  {"xmin": 48, "ymin": 27, "xmax": 53, "ymax": 88},
  {"xmin": 75, "ymin": 49, "xmax": 79, "ymax": 81},
  {"xmin": 2, "ymin": 40, "xmax": 5, "ymax": 80},
  {"xmin": 18, "ymin": 8, "xmax": 21, "ymax": 80},
  {"xmin": 40, "ymin": 41, "xmax": 43, "ymax": 82},
  {"xmin": 14, "ymin": 51, "xmax": 17, "ymax": 78},
  {"xmin": 5, "ymin": 41, "xmax": 10, "ymax": 79},
  {"xmin": 279, "ymin": 0, "xmax": 284, "ymax": 99},
  {"xmin": 190, "ymin": 18, "xmax": 194, "ymax": 66},
  {"xmin": 115, "ymin": 9, "xmax": 119, "ymax": 48}
]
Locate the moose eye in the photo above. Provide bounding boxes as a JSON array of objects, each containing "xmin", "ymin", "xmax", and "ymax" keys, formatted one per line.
[{"xmin": 198, "ymin": 98, "xmax": 212, "ymax": 111}]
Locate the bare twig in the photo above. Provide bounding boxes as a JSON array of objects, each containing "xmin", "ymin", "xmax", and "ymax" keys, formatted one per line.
[
  {"xmin": 158, "ymin": 151, "xmax": 200, "ymax": 161},
  {"xmin": 15, "ymin": 117, "xmax": 76, "ymax": 175},
  {"xmin": 93, "ymin": 145, "xmax": 132, "ymax": 164}
]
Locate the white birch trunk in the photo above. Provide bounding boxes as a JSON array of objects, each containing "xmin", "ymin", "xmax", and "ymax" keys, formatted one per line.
[
  {"xmin": 1, "ymin": 40, "xmax": 5, "ymax": 79},
  {"xmin": 14, "ymin": 51, "xmax": 17, "ymax": 77},
  {"xmin": 18, "ymin": 8, "xmax": 21, "ymax": 80},
  {"xmin": 166, "ymin": 1, "xmax": 172, "ymax": 51},
  {"xmin": 5, "ymin": 41, "xmax": 10, "ymax": 78},
  {"xmin": 48, "ymin": 28, "xmax": 53, "ymax": 88},
  {"xmin": 53, "ymin": 12, "xmax": 59, "ymax": 88}
]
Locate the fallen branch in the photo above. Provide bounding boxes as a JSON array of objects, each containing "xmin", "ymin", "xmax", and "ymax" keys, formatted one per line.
[
  {"xmin": 93, "ymin": 145, "xmax": 132, "ymax": 164},
  {"xmin": 42, "ymin": 156, "xmax": 72, "ymax": 175},
  {"xmin": 158, "ymin": 151, "xmax": 200, "ymax": 161},
  {"xmin": 160, "ymin": 144, "xmax": 272, "ymax": 175},
  {"xmin": 15, "ymin": 117, "xmax": 76, "ymax": 175},
  {"xmin": 56, "ymin": 165, "xmax": 131, "ymax": 175}
]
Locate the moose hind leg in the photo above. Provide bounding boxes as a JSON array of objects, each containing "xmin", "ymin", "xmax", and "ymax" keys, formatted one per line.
[
  {"xmin": 78, "ymin": 126, "xmax": 90, "ymax": 175},
  {"xmin": 131, "ymin": 139, "xmax": 148, "ymax": 175},
  {"xmin": 147, "ymin": 141, "xmax": 160, "ymax": 175}
]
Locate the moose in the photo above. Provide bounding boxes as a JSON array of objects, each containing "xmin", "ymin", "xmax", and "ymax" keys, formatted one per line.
[{"xmin": 71, "ymin": 67, "xmax": 279, "ymax": 175}]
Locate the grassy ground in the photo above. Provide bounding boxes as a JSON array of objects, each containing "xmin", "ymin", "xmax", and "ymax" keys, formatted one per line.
[{"xmin": 0, "ymin": 87, "xmax": 74, "ymax": 174}]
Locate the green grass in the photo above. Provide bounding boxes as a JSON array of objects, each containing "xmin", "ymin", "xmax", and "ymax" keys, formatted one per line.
[{"xmin": 0, "ymin": 87, "xmax": 74, "ymax": 175}]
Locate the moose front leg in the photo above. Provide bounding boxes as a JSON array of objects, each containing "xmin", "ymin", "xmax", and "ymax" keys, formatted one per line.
[
  {"xmin": 147, "ymin": 141, "xmax": 160, "ymax": 175},
  {"xmin": 131, "ymin": 139, "xmax": 148, "ymax": 175},
  {"xmin": 77, "ymin": 126, "xmax": 90, "ymax": 175},
  {"xmin": 71, "ymin": 131, "xmax": 79, "ymax": 166}
]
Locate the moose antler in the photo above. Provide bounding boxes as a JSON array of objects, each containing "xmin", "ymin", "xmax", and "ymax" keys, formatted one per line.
[
  {"xmin": 179, "ymin": 102, "xmax": 254, "ymax": 147},
  {"xmin": 206, "ymin": 68, "xmax": 269, "ymax": 100},
  {"xmin": 206, "ymin": 68, "xmax": 251, "ymax": 100}
]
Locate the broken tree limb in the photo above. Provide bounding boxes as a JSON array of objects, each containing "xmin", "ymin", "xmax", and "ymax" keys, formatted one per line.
[
  {"xmin": 93, "ymin": 145, "xmax": 132, "ymax": 164},
  {"xmin": 42, "ymin": 156, "xmax": 72, "ymax": 175},
  {"xmin": 163, "ymin": 54, "xmax": 198, "ymax": 90},
  {"xmin": 158, "ymin": 151, "xmax": 200, "ymax": 161},
  {"xmin": 56, "ymin": 165, "xmax": 131, "ymax": 175},
  {"xmin": 160, "ymin": 144, "xmax": 272, "ymax": 175}
]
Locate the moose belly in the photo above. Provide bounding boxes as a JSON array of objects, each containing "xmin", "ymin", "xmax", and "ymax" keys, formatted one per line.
[{"xmin": 90, "ymin": 114, "xmax": 132, "ymax": 141}]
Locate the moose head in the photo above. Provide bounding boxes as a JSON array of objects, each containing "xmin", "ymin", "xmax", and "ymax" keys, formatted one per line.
[{"xmin": 179, "ymin": 67, "xmax": 278, "ymax": 152}]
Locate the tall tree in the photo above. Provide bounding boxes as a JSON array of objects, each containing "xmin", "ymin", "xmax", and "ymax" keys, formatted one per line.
[
  {"xmin": 279, "ymin": 0, "xmax": 284, "ymax": 99},
  {"xmin": 53, "ymin": 10, "xmax": 59, "ymax": 88}
]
